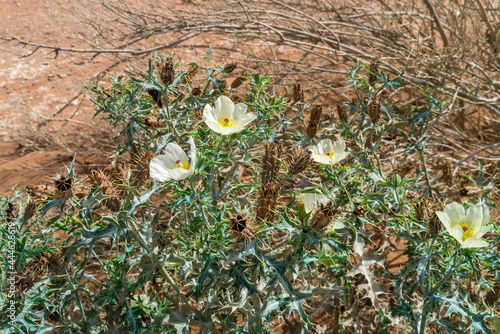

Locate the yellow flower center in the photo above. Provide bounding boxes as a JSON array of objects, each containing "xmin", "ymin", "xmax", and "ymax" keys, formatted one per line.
[
  {"xmin": 173, "ymin": 159, "xmax": 190, "ymax": 170},
  {"xmin": 219, "ymin": 117, "xmax": 235, "ymax": 128},
  {"xmin": 325, "ymin": 151, "xmax": 334, "ymax": 157},
  {"xmin": 459, "ymin": 222, "xmax": 474, "ymax": 241}
]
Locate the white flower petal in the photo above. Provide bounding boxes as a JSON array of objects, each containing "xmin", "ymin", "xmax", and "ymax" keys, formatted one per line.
[
  {"xmin": 215, "ymin": 95, "xmax": 234, "ymax": 119},
  {"xmin": 188, "ymin": 136, "xmax": 196, "ymax": 175},
  {"xmin": 233, "ymin": 103, "xmax": 248, "ymax": 118},
  {"xmin": 462, "ymin": 237, "xmax": 489, "ymax": 249},
  {"xmin": 330, "ymin": 151, "xmax": 350, "ymax": 165},
  {"xmin": 168, "ymin": 167, "xmax": 192, "ymax": 181},
  {"xmin": 234, "ymin": 112, "xmax": 257, "ymax": 128},
  {"xmin": 202, "ymin": 103, "xmax": 216, "ymax": 121},
  {"xmin": 165, "ymin": 142, "xmax": 188, "ymax": 162},
  {"xmin": 482, "ymin": 206, "xmax": 491, "ymax": 225},
  {"xmin": 317, "ymin": 139, "xmax": 331, "ymax": 154},
  {"xmin": 435, "ymin": 210, "xmax": 451, "ymax": 232},
  {"xmin": 449, "ymin": 224, "xmax": 464, "ymax": 244},
  {"xmin": 464, "ymin": 204, "xmax": 483, "ymax": 232},
  {"xmin": 312, "ymin": 153, "xmax": 332, "ymax": 165},
  {"xmin": 331, "ymin": 140, "xmax": 347, "ymax": 153},
  {"xmin": 475, "ymin": 224, "xmax": 493, "ymax": 238},
  {"xmin": 443, "ymin": 202, "xmax": 465, "ymax": 226},
  {"xmin": 149, "ymin": 156, "xmax": 174, "ymax": 182}
]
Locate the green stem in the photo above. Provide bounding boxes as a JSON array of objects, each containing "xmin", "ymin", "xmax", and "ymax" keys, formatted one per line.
[
  {"xmin": 419, "ymin": 148, "xmax": 432, "ymax": 197},
  {"xmin": 418, "ymin": 248, "xmax": 458, "ymax": 334}
]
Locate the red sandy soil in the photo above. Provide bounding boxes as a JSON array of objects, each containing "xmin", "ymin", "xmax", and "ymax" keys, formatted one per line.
[{"xmin": 0, "ymin": 0, "xmax": 118, "ymax": 195}]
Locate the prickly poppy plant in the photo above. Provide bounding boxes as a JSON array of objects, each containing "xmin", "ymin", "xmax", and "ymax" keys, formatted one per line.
[{"xmin": 0, "ymin": 54, "xmax": 498, "ymax": 333}]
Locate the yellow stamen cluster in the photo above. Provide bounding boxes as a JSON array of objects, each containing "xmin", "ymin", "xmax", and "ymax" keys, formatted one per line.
[
  {"xmin": 174, "ymin": 159, "xmax": 190, "ymax": 170},
  {"xmin": 325, "ymin": 152, "xmax": 334, "ymax": 157},
  {"xmin": 219, "ymin": 117, "xmax": 235, "ymax": 128},
  {"xmin": 459, "ymin": 222, "xmax": 474, "ymax": 241}
]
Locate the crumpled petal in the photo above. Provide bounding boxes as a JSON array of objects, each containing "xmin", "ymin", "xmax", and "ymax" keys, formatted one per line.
[{"xmin": 301, "ymin": 193, "xmax": 330, "ymax": 214}]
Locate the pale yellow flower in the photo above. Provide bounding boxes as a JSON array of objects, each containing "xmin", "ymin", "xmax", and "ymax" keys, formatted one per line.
[
  {"xmin": 202, "ymin": 96, "xmax": 257, "ymax": 135},
  {"xmin": 310, "ymin": 139, "xmax": 350, "ymax": 165},
  {"xmin": 149, "ymin": 137, "xmax": 196, "ymax": 182},
  {"xmin": 436, "ymin": 202, "xmax": 492, "ymax": 248}
]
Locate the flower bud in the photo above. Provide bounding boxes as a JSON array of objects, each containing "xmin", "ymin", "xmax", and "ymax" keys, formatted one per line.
[
  {"xmin": 223, "ymin": 63, "xmax": 237, "ymax": 74},
  {"xmin": 337, "ymin": 103, "xmax": 348, "ymax": 122},
  {"xmin": 306, "ymin": 106, "xmax": 322, "ymax": 138}
]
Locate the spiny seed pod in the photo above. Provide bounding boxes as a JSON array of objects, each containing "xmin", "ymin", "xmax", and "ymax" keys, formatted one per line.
[
  {"xmin": 388, "ymin": 160, "xmax": 413, "ymax": 179},
  {"xmin": 219, "ymin": 80, "xmax": 227, "ymax": 91},
  {"xmin": 23, "ymin": 201, "xmax": 37, "ymax": 223},
  {"xmin": 287, "ymin": 146, "xmax": 312, "ymax": 175},
  {"xmin": 54, "ymin": 176, "xmax": 72, "ymax": 193},
  {"xmin": 15, "ymin": 256, "xmax": 46, "ymax": 297},
  {"xmin": 459, "ymin": 186, "xmax": 482, "ymax": 197},
  {"xmin": 130, "ymin": 149, "xmax": 154, "ymax": 188},
  {"xmin": 231, "ymin": 75, "xmax": 245, "ymax": 89},
  {"xmin": 6, "ymin": 203, "xmax": 17, "ymax": 222},
  {"xmin": 310, "ymin": 202, "xmax": 337, "ymax": 231},
  {"xmin": 88, "ymin": 169, "xmax": 122, "ymax": 211},
  {"xmin": 229, "ymin": 214, "xmax": 247, "ymax": 232},
  {"xmin": 337, "ymin": 103, "xmax": 348, "ymax": 122},
  {"xmin": 147, "ymin": 88, "xmax": 165, "ymax": 108},
  {"xmin": 256, "ymin": 185, "xmax": 281, "ymax": 223},
  {"xmin": 485, "ymin": 284, "xmax": 500, "ymax": 307},
  {"xmin": 416, "ymin": 196, "xmax": 444, "ymax": 237},
  {"xmin": 442, "ymin": 161, "xmax": 454, "ymax": 187},
  {"xmin": 41, "ymin": 251, "xmax": 63, "ymax": 274},
  {"xmin": 369, "ymin": 59, "xmax": 379, "ymax": 85},
  {"xmin": 413, "ymin": 201, "xmax": 425, "ymax": 221},
  {"xmin": 261, "ymin": 142, "xmax": 282, "ymax": 187},
  {"xmin": 157, "ymin": 59, "xmax": 175, "ymax": 86},
  {"xmin": 353, "ymin": 203, "xmax": 365, "ymax": 217},
  {"xmin": 223, "ymin": 63, "xmax": 237, "ymax": 74},
  {"xmin": 368, "ymin": 100, "xmax": 382, "ymax": 125},
  {"xmin": 181, "ymin": 64, "xmax": 200, "ymax": 85},
  {"xmin": 428, "ymin": 212, "xmax": 443, "ymax": 236},
  {"xmin": 187, "ymin": 64, "xmax": 199, "ymax": 79},
  {"xmin": 174, "ymin": 87, "xmax": 185, "ymax": 101},
  {"xmin": 191, "ymin": 87, "xmax": 202, "ymax": 96},
  {"xmin": 306, "ymin": 106, "xmax": 322, "ymax": 138},
  {"xmin": 143, "ymin": 115, "xmax": 158, "ymax": 127},
  {"xmin": 292, "ymin": 82, "xmax": 304, "ymax": 104}
]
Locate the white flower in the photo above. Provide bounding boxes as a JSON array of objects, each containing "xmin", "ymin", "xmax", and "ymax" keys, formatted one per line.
[
  {"xmin": 310, "ymin": 139, "xmax": 350, "ymax": 165},
  {"xmin": 149, "ymin": 137, "xmax": 196, "ymax": 182},
  {"xmin": 202, "ymin": 95, "xmax": 257, "ymax": 135},
  {"xmin": 436, "ymin": 202, "xmax": 492, "ymax": 248},
  {"xmin": 301, "ymin": 192, "xmax": 345, "ymax": 230}
]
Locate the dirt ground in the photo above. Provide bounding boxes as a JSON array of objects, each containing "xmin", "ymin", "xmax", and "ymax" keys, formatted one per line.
[{"xmin": 0, "ymin": 0, "xmax": 116, "ymax": 195}]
